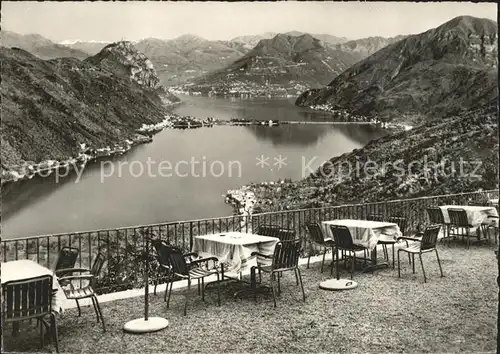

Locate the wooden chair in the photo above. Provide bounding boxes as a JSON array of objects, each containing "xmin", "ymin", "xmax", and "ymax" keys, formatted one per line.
[
  {"xmin": 330, "ymin": 225, "xmax": 368, "ymax": 279},
  {"xmin": 54, "ymin": 247, "xmax": 79, "ymax": 277},
  {"xmin": 305, "ymin": 222, "xmax": 335, "ymax": 274},
  {"xmin": 165, "ymin": 246, "xmax": 223, "ymax": 316},
  {"xmin": 58, "ymin": 253, "xmax": 106, "ymax": 331},
  {"xmin": 397, "ymin": 225, "xmax": 444, "ymax": 283},
  {"xmin": 251, "ymin": 239, "xmax": 305, "ymax": 307},
  {"xmin": 2, "ymin": 275, "xmax": 59, "ymax": 353}
]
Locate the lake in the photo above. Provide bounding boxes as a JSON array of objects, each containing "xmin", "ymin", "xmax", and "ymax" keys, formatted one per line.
[{"xmin": 2, "ymin": 96, "xmax": 386, "ymax": 239}]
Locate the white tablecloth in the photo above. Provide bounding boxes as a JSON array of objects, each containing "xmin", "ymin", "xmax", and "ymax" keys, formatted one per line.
[
  {"xmin": 1, "ymin": 260, "xmax": 65, "ymax": 314},
  {"xmin": 439, "ymin": 205, "xmax": 499, "ymax": 227},
  {"xmin": 322, "ymin": 219, "xmax": 402, "ymax": 250},
  {"xmin": 192, "ymin": 232, "xmax": 279, "ymax": 274},
  {"xmin": 489, "ymin": 199, "xmax": 499, "ymax": 206}
]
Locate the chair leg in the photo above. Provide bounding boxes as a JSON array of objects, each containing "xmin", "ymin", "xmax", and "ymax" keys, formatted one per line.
[
  {"xmin": 406, "ymin": 241, "xmax": 411, "ymax": 264},
  {"xmin": 93, "ymin": 295, "xmax": 106, "ymax": 332},
  {"xmin": 352, "ymin": 252, "xmax": 356, "ymax": 279},
  {"xmin": 201, "ymin": 277, "xmax": 205, "ymax": 302},
  {"xmin": 412, "ymin": 254, "xmax": 415, "ymax": 273},
  {"xmin": 336, "ymin": 247, "xmax": 340, "ymax": 280},
  {"xmin": 321, "ymin": 249, "xmax": 326, "ymax": 273},
  {"xmin": 75, "ymin": 299, "xmax": 81, "ymax": 317},
  {"xmin": 164, "ymin": 280, "xmax": 169, "ymax": 302},
  {"xmin": 277, "ymin": 272, "xmax": 281, "ymax": 295},
  {"xmin": 184, "ymin": 279, "xmax": 191, "ymax": 316},
  {"xmin": 296, "ymin": 267, "xmax": 306, "ymax": 302},
  {"xmin": 270, "ymin": 273, "xmax": 277, "ymax": 308},
  {"xmin": 166, "ymin": 280, "xmax": 173, "ymax": 308},
  {"xmin": 216, "ymin": 273, "xmax": 221, "ymax": 306},
  {"xmin": 197, "ymin": 279, "xmax": 201, "ymax": 295},
  {"xmin": 397, "ymin": 250, "xmax": 401, "ymax": 278},
  {"xmin": 418, "ymin": 253, "xmax": 427, "ymax": 283},
  {"xmin": 307, "ymin": 255, "xmax": 311, "ymax": 269},
  {"xmin": 294, "ymin": 267, "xmax": 299, "ymax": 285},
  {"xmin": 49, "ymin": 312, "xmax": 59, "ymax": 353},
  {"xmin": 330, "ymin": 246, "xmax": 336, "ymax": 276},
  {"xmin": 435, "ymin": 249, "xmax": 444, "ymax": 278},
  {"xmin": 90, "ymin": 296, "xmax": 100, "ymax": 323},
  {"xmin": 391, "ymin": 244, "xmax": 395, "ymax": 268}
]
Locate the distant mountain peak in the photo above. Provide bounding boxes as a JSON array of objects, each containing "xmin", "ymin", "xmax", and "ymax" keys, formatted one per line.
[
  {"xmin": 172, "ymin": 34, "xmax": 207, "ymax": 42},
  {"xmin": 296, "ymin": 15, "xmax": 498, "ymax": 122},
  {"xmin": 87, "ymin": 41, "xmax": 162, "ymax": 90}
]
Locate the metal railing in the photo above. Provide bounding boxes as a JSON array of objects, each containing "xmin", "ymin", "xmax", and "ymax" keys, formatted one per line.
[{"xmin": 1, "ymin": 189, "xmax": 498, "ymax": 294}]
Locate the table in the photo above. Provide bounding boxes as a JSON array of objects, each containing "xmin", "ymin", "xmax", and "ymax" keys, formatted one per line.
[
  {"xmin": 322, "ymin": 219, "xmax": 402, "ymax": 271},
  {"xmin": 193, "ymin": 232, "xmax": 279, "ymax": 275},
  {"xmin": 193, "ymin": 232, "xmax": 279, "ymax": 298},
  {"xmin": 1, "ymin": 260, "xmax": 65, "ymax": 314},
  {"xmin": 439, "ymin": 205, "xmax": 499, "ymax": 227}
]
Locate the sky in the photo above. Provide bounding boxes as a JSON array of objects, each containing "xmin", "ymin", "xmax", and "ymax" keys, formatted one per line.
[{"xmin": 2, "ymin": 1, "xmax": 497, "ymax": 43}]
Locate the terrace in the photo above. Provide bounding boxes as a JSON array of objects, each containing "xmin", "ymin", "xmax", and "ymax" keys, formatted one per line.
[{"xmin": 1, "ymin": 190, "xmax": 499, "ymax": 353}]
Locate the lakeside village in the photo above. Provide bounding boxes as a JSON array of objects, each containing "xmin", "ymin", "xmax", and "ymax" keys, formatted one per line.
[{"xmin": 0, "ymin": 110, "xmax": 410, "ymax": 185}]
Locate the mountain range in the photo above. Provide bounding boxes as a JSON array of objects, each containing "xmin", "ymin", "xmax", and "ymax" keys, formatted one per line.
[
  {"xmin": 0, "ymin": 42, "xmax": 179, "ymax": 175},
  {"xmin": 2, "ymin": 30, "xmax": 409, "ymax": 88},
  {"xmin": 296, "ymin": 16, "xmax": 498, "ymax": 123},
  {"xmin": 186, "ymin": 33, "xmax": 364, "ymax": 95},
  {"xmin": 0, "ymin": 31, "xmax": 89, "ymax": 60}
]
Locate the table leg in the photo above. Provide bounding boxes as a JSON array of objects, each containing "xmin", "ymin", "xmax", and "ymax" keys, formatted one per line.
[
  {"xmin": 233, "ymin": 266, "xmax": 271, "ymax": 299},
  {"xmin": 362, "ymin": 246, "xmax": 389, "ymax": 273}
]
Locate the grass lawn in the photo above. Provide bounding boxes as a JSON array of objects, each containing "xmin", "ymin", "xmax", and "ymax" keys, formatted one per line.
[{"xmin": 3, "ymin": 243, "xmax": 498, "ymax": 353}]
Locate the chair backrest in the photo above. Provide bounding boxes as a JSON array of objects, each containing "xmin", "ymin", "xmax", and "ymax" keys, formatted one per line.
[
  {"xmin": 468, "ymin": 201, "xmax": 489, "ymax": 206},
  {"xmin": 420, "ymin": 225, "xmax": 441, "ymax": 251},
  {"xmin": 166, "ymin": 246, "xmax": 190, "ymax": 276},
  {"xmin": 388, "ymin": 216, "xmax": 407, "ymax": 235},
  {"xmin": 276, "ymin": 229, "xmax": 296, "ymax": 242},
  {"xmin": 427, "ymin": 207, "xmax": 445, "ymax": 224},
  {"xmin": 271, "ymin": 239, "xmax": 301, "ymax": 271},
  {"xmin": 256, "ymin": 225, "xmax": 281, "ymax": 238},
  {"xmin": 305, "ymin": 223, "xmax": 327, "ymax": 246},
  {"xmin": 2, "ymin": 275, "xmax": 53, "ymax": 323},
  {"xmin": 367, "ymin": 214, "xmax": 384, "ymax": 221},
  {"xmin": 55, "ymin": 247, "xmax": 79, "ymax": 271},
  {"xmin": 151, "ymin": 239, "xmax": 170, "ymax": 267},
  {"xmin": 90, "ymin": 253, "xmax": 106, "ymax": 276},
  {"xmin": 330, "ymin": 225, "xmax": 356, "ymax": 250},
  {"xmin": 448, "ymin": 208, "xmax": 470, "ymax": 227}
]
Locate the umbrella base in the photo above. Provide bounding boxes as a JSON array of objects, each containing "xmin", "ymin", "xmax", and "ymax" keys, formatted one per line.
[
  {"xmin": 319, "ymin": 278, "xmax": 358, "ymax": 291},
  {"xmin": 123, "ymin": 317, "xmax": 169, "ymax": 333}
]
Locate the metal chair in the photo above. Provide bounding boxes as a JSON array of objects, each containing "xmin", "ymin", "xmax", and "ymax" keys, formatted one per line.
[
  {"xmin": 305, "ymin": 222, "xmax": 335, "ymax": 274},
  {"xmin": 2, "ymin": 275, "xmax": 59, "ymax": 353},
  {"xmin": 378, "ymin": 216, "xmax": 407, "ymax": 268},
  {"xmin": 426, "ymin": 207, "xmax": 449, "ymax": 245},
  {"xmin": 54, "ymin": 247, "xmax": 79, "ymax": 277},
  {"xmin": 448, "ymin": 208, "xmax": 479, "ymax": 248},
  {"xmin": 165, "ymin": 246, "xmax": 223, "ymax": 316},
  {"xmin": 256, "ymin": 225, "xmax": 281, "ymax": 238},
  {"xmin": 367, "ymin": 214, "xmax": 384, "ymax": 221},
  {"xmin": 151, "ymin": 239, "xmax": 199, "ymax": 298},
  {"xmin": 397, "ymin": 225, "xmax": 444, "ymax": 283},
  {"xmin": 330, "ymin": 225, "xmax": 369, "ymax": 279},
  {"xmin": 58, "ymin": 253, "xmax": 106, "ymax": 331},
  {"xmin": 251, "ymin": 239, "xmax": 305, "ymax": 307}
]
